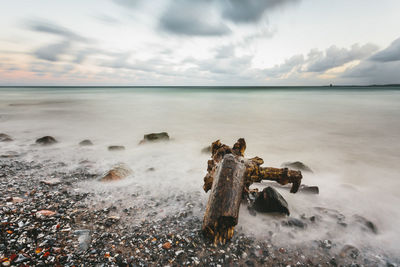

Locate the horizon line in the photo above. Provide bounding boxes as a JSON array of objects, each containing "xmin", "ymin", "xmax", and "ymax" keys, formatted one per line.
[{"xmin": 1, "ymin": 84, "xmax": 400, "ymax": 88}]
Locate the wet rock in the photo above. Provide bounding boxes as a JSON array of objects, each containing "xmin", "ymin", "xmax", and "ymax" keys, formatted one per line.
[
  {"xmin": 201, "ymin": 146, "xmax": 212, "ymax": 154},
  {"xmin": 0, "ymin": 151, "xmax": 19, "ymax": 158},
  {"xmin": 281, "ymin": 161, "xmax": 313, "ymax": 173},
  {"xmin": 79, "ymin": 139, "xmax": 93, "ymax": 146},
  {"xmin": 108, "ymin": 145, "xmax": 125, "ymax": 151},
  {"xmin": 14, "ymin": 254, "xmax": 29, "ymax": 264},
  {"xmin": 100, "ymin": 164, "xmax": 133, "ymax": 182},
  {"xmin": 105, "ymin": 216, "xmax": 120, "ymax": 227},
  {"xmin": 0, "ymin": 133, "xmax": 12, "ymax": 142},
  {"xmin": 139, "ymin": 132, "xmax": 169, "ymax": 144},
  {"xmin": 35, "ymin": 136, "xmax": 57, "ymax": 145},
  {"xmin": 40, "ymin": 178, "xmax": 61, "ymax": 186},
  {"xmin": 321, "ymin": 239, "xmax": 332, "ymax": 249},
  {"xmin": 36, "ymin": 210, "xmax": 57, "ymax": 218},
  {"xmin": 162, "ymin": 241, "xmax": 172, "ymax": 249},
  {"xmin": 340, "ymin": 245, "xmax": 359, "ymax": 259},
  {"xmin": 352, "ymin": 215, "xmax": 378, "ymax": 234},
  {"xmin": 314, "ymin": 207, "xmax": 346, "ymax": 225},
  {"xmin": 299, "ymin": 185, "xmax": 319, "ymax": 194},
  {"xmin": 6, "ymin": 196, "xmax": 24, "ymax": 203},
  {"xmin": 282, "ymin": 218, "xmax": 307, "ymax": 229},
  {"xmin": 251, "ymin": 187, "xmax": 290, "ymax": 215}
]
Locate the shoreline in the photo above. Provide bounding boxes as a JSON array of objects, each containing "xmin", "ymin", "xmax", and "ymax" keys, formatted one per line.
[{"xmin": 1, "ymin": 157, "xmax": 398, "ymax": 266}]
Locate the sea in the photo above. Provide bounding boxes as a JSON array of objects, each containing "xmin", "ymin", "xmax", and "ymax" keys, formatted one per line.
[{"xmin": 0, "ymin": 86, "xmax": 399, "ymax": 257}]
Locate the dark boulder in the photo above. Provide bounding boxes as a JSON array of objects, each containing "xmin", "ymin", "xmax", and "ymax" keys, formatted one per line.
[
  {"xmin": 108, "ymin": 145, "xmax": 125, "ymax": 151},
  {"xmin": 36, "ymin": 136, "xmax": 57, "ymax": 145},
  {"xmin": 281, "ymin": 161, "xmax": 313, "ymax": 173},
  {"xmin": 251, "ymin": 187, "xmax": 290, "ymax": 215},
  {"xmin": 140, "ymin": 132, "xmax": 169, "ymax": 144},
  {"xmin": 79, "ymin": 139, "xmax": 93, "ymax": 146},
  {"xmin": 0, "ymin": 133, "xmax": 13, "ymax": 142}
]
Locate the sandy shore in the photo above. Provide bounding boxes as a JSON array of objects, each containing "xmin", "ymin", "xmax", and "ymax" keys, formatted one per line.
[{"xmin": 1, "ymin": 156, "xmax": 398, "ymax": 266}]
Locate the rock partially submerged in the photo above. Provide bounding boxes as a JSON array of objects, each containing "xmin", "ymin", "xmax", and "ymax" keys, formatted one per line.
[
  {"xmin": 100, "ymin": 164, "xmax": 133, "ymax": 182},
  {"xmin": 0, "ymin": 151, "xmax": 19, "ymax": 158},
  {"xmin": 0, "ymin": 133, "xmax": 13, "ymax": 142},
  {"xmin": 299, "ymin": 185, "xmax": 319, "ymax": 194},
  {"xmin": 281, "ymin": 161, "xmax": 313, "ymax": 173},
  {"xmin": 79, "ymin": 139, "xmax": 93, "ymax": 146},
  {"xmin": 40, "ymin": 178, "xmax": 62, "ymax": 186},
  {"xmin": 36, "ymin": 136, "xmax": 57, "ymax": 145},
  {"xmin": 108, "ymin": 145, "xmax": 125, "ymax": 151},
  {"xmin": 140, "ymin": 132, "xmax": 169, "ymax": 144},
  {"xmin": 352, "ymin": 215, "xmax": 378, "ymax": 234},
  {"xmin": 251, "ymin": 187, "xmax": 290, "ymax": 215},
  {"xmin": 282, "ymin": 218, "xmax": 307, "ymax": 229}
]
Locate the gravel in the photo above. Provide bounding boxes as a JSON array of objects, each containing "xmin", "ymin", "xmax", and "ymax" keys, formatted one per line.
[{"xmin": 1, "ymin": 158, "xmax": 399, "ymax": 266}]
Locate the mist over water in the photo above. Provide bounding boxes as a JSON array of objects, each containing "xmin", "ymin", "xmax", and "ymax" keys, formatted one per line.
[{"xmin": 1, "ymin": 87, "xmax": 399, "ymax": 256}]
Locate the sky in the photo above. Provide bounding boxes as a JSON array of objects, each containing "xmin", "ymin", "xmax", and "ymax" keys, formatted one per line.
[{"xmin": 0, "ymin": 0, "xmax": 400, "ymax": 86}]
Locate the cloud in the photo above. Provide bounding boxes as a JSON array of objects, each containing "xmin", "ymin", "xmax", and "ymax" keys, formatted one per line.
[
  {"xmin": 263, "ymin": 54, "xmax": 304, "ymax": 78},
  {"xmin": 157, "ymin": 0, "xmax": 299, "ymax": 36},
  {"xmin": 27, "ymin": 20, "xmax": 93, "ymax": 62},
  {"xmin": 370, "ymin": 37, "xmax": 400, "ymax": 62},
  {"xmin": 183, "ymin": 45, "xmax": 253, "ymax": 78},
  {"xmin": 28, "ymin": 20, "xmax": 88, "ymax": 42},
  {"xmin": 159, "ymin": 0, "xmax": 231, "ymax": 36},
  {"xmin": 306, "ymin": 43, "xmax": 378, "ymax": 72},
  {"xmin": 94, "ymin": 14, "xmax": 120, "ymax": 25},
  {"xmin": 220, "ymin": 0, "xmax": 300, "ymax": 23},
  {"xmin": 342, "ymin": 60, "xmax": 400, "ymax": 84},
  {"xmin": 340, "ymin": 37, "xmax": 400, "ymax": 84},
  {"xmin": 34, "ymin": 40, "xmax": 71, "ymax": 61},
  {"xmin": 112, "ymin": 0, "xmax": 141, "ymax": 9}
]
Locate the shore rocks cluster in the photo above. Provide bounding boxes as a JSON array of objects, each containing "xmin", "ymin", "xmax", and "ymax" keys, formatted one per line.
[{"xmin": 1, "ymin": 133, "xmax": 398, "ymax": 266}]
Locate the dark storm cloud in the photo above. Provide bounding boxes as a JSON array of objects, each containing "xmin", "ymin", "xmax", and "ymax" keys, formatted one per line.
[
  {"xmin": 220, "ymin": 0, "xmax": 300, "ymax": 23},
  {"xmin": 306, "ymin": 43, "xmax": 378, "ymax": 72},
  {"xmin": 34, "ymin": 40, "xmax": 71, "ymax": 61},
  {"xmin": 370, "ymin": 37, "xmax": 400, "ymax": 62},
  {"xmin": 159, "ymin": 0, "xmax": 231, "ymax": 36}
]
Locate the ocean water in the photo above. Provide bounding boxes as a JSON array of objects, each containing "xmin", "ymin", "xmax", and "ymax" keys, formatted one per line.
[{"xmin": 1, "ymin": 86, "xmax": 399, "ymax": 256}]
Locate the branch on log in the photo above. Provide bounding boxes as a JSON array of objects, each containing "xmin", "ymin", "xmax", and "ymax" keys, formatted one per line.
[{"xmin": 202, "ymin": 138, "xmax": 302, "ymax": 245}]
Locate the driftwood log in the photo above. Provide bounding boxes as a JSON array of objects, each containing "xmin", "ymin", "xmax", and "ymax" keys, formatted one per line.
[{"xmin": 202, "ymin": 138, "xmax": 303, "ymax": 244}]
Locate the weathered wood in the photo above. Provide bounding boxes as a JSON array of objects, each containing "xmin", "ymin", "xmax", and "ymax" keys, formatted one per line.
[
  {"xmin": 202, "ymin": 138, "xmax": 303, "ymax": 244},
  {"xmin": 202, "ymin": 154, "xmax": 246, "ymax": 244}
]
